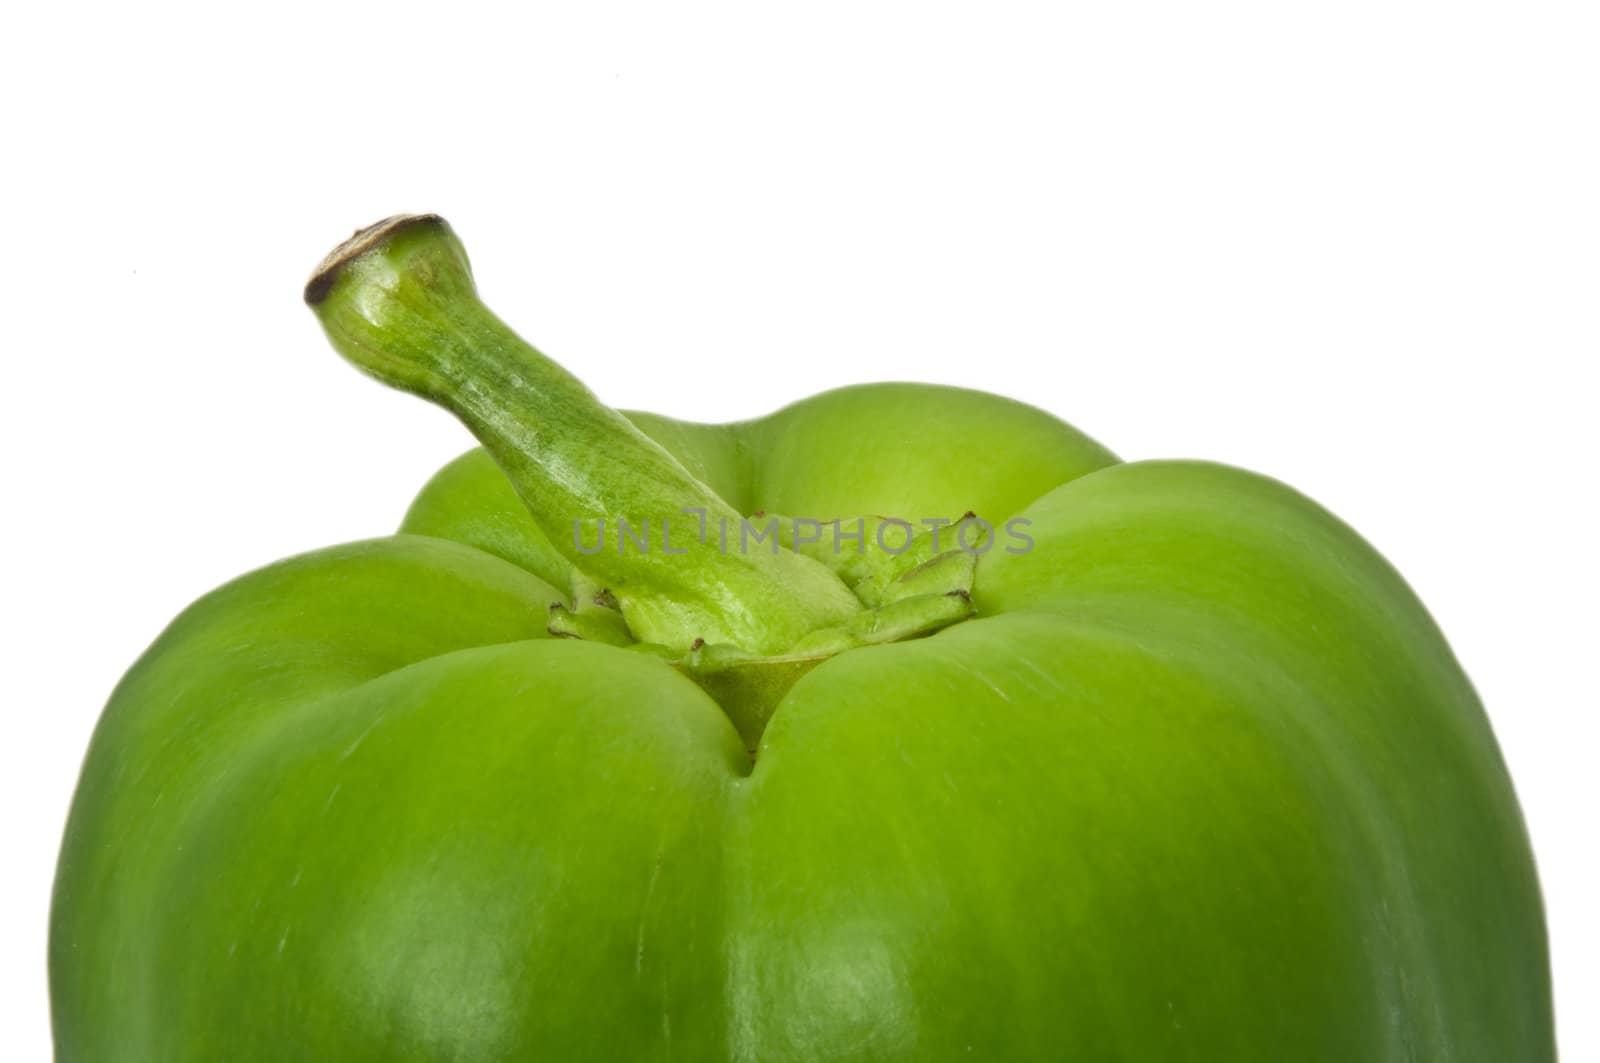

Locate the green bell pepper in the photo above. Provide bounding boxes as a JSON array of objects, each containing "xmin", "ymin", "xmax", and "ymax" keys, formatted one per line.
[{"xmin": 50, "ymin": 215, "xmax": 1554, "ymax": 1061}]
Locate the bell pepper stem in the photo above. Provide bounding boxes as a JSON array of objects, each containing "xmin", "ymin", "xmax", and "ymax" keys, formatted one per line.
[{"xmin": 306, "ymin": 215, "xmax": 860, "ymax": 655}]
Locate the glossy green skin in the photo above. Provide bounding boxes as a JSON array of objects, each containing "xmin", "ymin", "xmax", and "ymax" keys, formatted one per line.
[{"xmin": 51, "ymin": 383, "xmax": 1552, "ymax": 1061}]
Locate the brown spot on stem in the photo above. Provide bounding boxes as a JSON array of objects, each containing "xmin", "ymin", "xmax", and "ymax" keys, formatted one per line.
[{"xmin": 303, "ymin": 214, "xmax": 444, "ymax": 305}]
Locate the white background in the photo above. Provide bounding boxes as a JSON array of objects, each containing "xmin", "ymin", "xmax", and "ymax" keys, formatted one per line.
[{"xmin": 3, "ymin": 2, "xmax": 1594, "ymax": 1058}]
